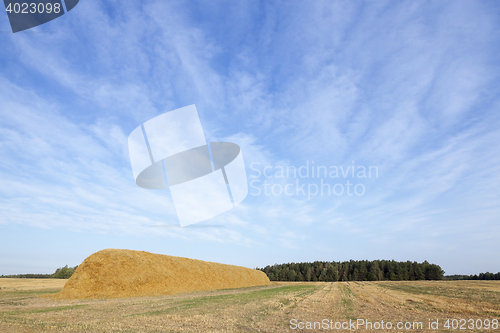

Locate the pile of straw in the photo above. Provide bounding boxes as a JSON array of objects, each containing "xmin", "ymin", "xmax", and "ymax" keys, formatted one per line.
[{"xmin": 54, "ymin": 249, "xmax": 270, "ymax": 299}]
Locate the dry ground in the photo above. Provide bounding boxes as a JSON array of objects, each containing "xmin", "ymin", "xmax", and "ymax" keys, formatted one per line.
[{"xmin": 1, "ymin": 279, "xmax": 499, "ymax": 332}]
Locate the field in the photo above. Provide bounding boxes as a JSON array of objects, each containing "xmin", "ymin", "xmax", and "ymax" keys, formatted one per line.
[{"xmin": 1, "ymin": 279, "xmax": 499, "ymax": 332}]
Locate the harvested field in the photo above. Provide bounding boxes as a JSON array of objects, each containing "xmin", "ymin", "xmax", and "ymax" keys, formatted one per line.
[
  {"xmin": 1, "ymin": 279, "xmax": 499, "ymax": 332},
  {"xmin": 0, "ymin": 279, "xmax": 66, "ymax": 291},
  {"xmin": 54, "ymin": 249, "xmax": 270, "ymax": 299}
]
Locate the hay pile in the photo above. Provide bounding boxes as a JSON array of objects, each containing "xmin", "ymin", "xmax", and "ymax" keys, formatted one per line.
[{"xmin": 54, "ymin": 249, "xmax": 270, "ymax": 299}]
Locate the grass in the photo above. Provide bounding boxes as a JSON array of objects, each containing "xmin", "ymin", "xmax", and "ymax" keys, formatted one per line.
[
  {"xmin": 340, "ymin": 283, "xmax": 356, "ymax": 320},
  {"xmin": 129, "ymin": 284, "xmax": 318, "ymax": 317},
  {"xmin": 12, "ymin": 304, "xmax": 86, "ymax": 315},
  {"xmin": 0, "ymin": 289, "xmax": 61, "ymax": 298},
  {"xmin": 379, "ymin": 281, "xmax": 500, "ymax": 303},
  {"xmin": 1, "ymin": 279, "xmax": 500, "ymax": 332}
]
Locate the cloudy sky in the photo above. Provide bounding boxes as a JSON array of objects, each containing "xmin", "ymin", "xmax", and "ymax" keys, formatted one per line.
[{"xmin": 1, "ymin": 0, "xmax": 499, "ymax": 275}]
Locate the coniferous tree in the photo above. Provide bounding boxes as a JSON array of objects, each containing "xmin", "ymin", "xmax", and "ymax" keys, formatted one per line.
[{"xmin": 258, "ymin": 260, "xmax": 445, "ymax": 282}]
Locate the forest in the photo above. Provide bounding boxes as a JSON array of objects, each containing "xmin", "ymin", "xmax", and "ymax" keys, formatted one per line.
[
  {"xmin": 258, "ymin": 260, "xmax": 445, "ymax": 281},
  {"xmin": 0, "ymin": 265, "xmax": 78, "ymax": 279},
  {"xmin": 445, "ymin": 272, "xmax": 500, "ymax": 280}
]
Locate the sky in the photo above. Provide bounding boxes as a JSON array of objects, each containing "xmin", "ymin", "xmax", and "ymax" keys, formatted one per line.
[{"xmin": 1, "ymin": 0, "xmax": 499, "ymax": 276}]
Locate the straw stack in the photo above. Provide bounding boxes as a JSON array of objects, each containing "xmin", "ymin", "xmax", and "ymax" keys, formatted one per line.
[{"xmin": 54, "ymin": 249, "xmax": 270, "ymax": 299}]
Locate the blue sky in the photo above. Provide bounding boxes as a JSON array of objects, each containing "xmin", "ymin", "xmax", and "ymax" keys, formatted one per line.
[{"xmin": 1, "ymin": 0, "xmax": 499, "ymax": 275}]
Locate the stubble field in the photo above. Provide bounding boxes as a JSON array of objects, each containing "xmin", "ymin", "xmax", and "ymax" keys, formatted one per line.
[{"xmin": 1, "ymin": 278, "xmax": 499, "ymax": 332}]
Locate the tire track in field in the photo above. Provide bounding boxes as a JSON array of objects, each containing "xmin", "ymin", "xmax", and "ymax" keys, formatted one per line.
[{"xmin": 288, "ymin": 283, "xmax": 343, "ymax": 323}]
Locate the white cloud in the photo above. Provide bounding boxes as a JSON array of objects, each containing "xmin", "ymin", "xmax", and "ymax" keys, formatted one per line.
[{"xmin": 1, "ymin": 0, "xmax": 499, "ymax": 273}]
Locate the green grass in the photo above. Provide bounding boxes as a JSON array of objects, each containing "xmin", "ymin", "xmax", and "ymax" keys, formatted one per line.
[
  {"xmin": 0, "ymin": 289, "xmax": 62, "ymax": 308},
  {"xmin": 340, "ymin": 284, "xmax": 356, "ymax": 320},
  {"xmin": 3, "ymin": 304, "xmax": 86, "ymax": 316},
  {"xmin": 29, "ymin": 304, "xmax": 86, "ymax": 314},
  {"xmin": 379, "ymin": 282, "xmax": 500, "ymax": 303},
  {"xmin": 0, "ymin": 288, "xmax": 61, "ymax": 299},
  {"xmin": 129, "ymin": 284, "xmax": 319, "ymax": 317}
]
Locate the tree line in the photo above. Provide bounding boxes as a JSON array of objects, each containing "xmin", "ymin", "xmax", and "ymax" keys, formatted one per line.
[
  {"xmin": 0, "ymin": 265, "xmax": 78, "ymax": 279},
  {"xmin": 445, "ymin": 272, "xmax": 500, "ymax": 280},
  {"xmin": 258, "ymin": 260, "xmax": 445, "ymax": 281}
]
